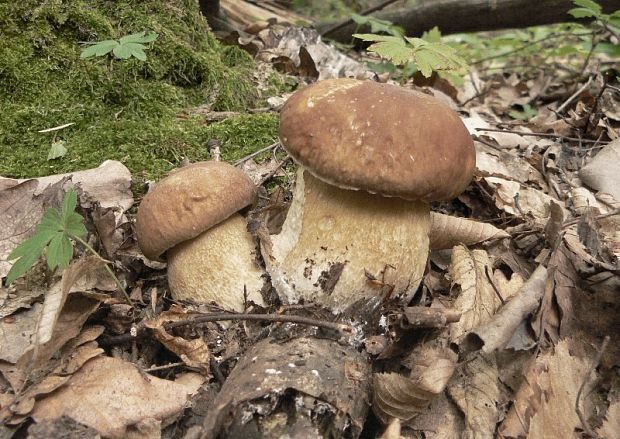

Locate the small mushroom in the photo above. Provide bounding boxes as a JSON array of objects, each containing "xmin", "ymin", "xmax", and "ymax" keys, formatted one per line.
[
  {"xmin": 266, "ymin": 79, "xmax": 475, "ymax": 311},
  {"xmin": 136, "ymin": 161, "xmax": 264, "ymax": 311}
]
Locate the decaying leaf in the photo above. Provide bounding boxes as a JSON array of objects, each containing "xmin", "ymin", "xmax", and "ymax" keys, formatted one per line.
[
  {"xmin": 374, "ymin": 346, "xmax": 457, "ymax": 424},
  {"xmin": 462, "ymin": 265, "xmax": 547, "ymax": 353},
  {"xmin": 598, "ymin": 399, "xmax": 620, "ymax": 438},
  {"xmin": 37, "ymin": 257, "xmax": 106, "ymax": 345},
  {"xmin": 500, "ymin": 339, "xmax": 593, "ymax": 438},
  {"xmin": 447, "ymin": 353, "xmax": 500, "ymax": 439},
  {"xmin": 429, "ymin": 211, "xmax": 509, "ymax": 249},
  {"xmin": 449, "ymin": 246, "xmax": 502, "ymax": 342},
  {"xmin": 0, "ymin": 294, "xmax": 102, "ymax": 391},
  {"xmin": 31, "ymin": 356, "xmax": 204, "ymax": 438},
  {"xmin": 579, "ymin": 138, "xmax": 620, "ymax": 202},
  {"xmin": 483, "ymin": 177, "xmax": 558, "ymax": 225},
  {"xmin": 144, "ymin": 305, "xmax": 210, "ymax": 374}
]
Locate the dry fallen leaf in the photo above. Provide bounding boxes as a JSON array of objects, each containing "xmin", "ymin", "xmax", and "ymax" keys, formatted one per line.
[
  {"xmin": 374, "ymin": 346, "xmax": 457, "ymax": 425},
  {"xmin": 144, "ymin": 305, "xmax": 210, "ymax": 374},
  {"xmin": 579, "ymin": 138, "xmax": 620, "ymax": 202},
  {"xmin": 429, "ymin": 212, "xmax": 509, "ymax": 250},
  {"xmin": 462, "ymin": 265, "xmax": 547, "ymax": 353},
  {"xmin": 449, "ymin": 246, "xmax": 502, "ymax": 342},
  {"xmin": 447, "ymin": 353, "xmax": 500, "ymax": 439},
  {"xmin": 32, "ymin": 356, "xmax": 203, "ymax": 438},
  {"xmin": 597, "ymin": 399, "xmax": 620, "ymax": 438}
]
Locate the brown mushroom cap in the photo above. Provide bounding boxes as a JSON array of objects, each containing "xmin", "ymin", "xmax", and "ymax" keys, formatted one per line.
[
  {"xmin": 279, "ymin": 79, "xmax": 475, "ymax": 202},
  {"xmin": 136, "ymin": 161, "xmax": 256, "ymax": 261}
]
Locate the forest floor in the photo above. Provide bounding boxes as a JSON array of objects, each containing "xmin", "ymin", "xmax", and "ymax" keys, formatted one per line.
[{"xmin": 1, "ymin": 1, "xmax": 619, "ymax": 438}]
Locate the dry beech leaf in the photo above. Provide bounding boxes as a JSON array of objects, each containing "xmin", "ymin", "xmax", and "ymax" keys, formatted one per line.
[
  {"xmin": 501, "ymin": 339, "xmax": 592, "ymax": 438},
  {"xmin": 579, "ymin": 138, "xmax": 620, "ymax": 202},
  {"xmin": 449, "ymin": 246, "xmax": 502, "ymax": 342},
  {"xmin": 0, "ymin": 294, "xmax": 101, "ymax": 391},
  {"xmin": 597, "ymin": 399, "xmax": 620, "ymax": 438},
  {"xmin": 462, "ymin": 110, "xmax": 532, "ymax": 148},
  {"xmin": 379, "ymin": 417, "xmax": 401, "ymax": 439},
  {"xmin": 429, "ymin": 212, "xmax": 509, "ymax": 249},
  {"xmin": 447, "ymin": 353, "xmax": 500, "ymax": 439},
  {"xmin": 474, "ymin": 141, "xmax": 547, "ymax": 189},
  {"xmin": 32, "ymin": 356, "xmax": 204, "ymax": 439},
  {"xmin": 0, "ymin": 303, "xmax": 41, "ymax": 363},
  {"xmin": 571, "ymin": 186, "xmax": 607, "ymax": 215},
  {"xmin": 462, "ymin": 265, "xmax": 547, "ymax": 353},
  {"xmin": 373, "ymin": 373, "xmax": 433, "ymax": 424},
  {"xmin": 144, "ymin": 305, "xmax": 210, "ymax": 374},
  {"xmin": 483, "ymin": 176, "xmax": 558, "ymax": 224},
  {"xmin": 37, "ymin": 257, "xmax": 106, "ymax": 346},
  {"xmin": 492, "ymin": 269, "xmax": 524, "ymax": 302},
  {"xmin": 373, "ymin": 347, "xmax": 457, "ymax": 425}
]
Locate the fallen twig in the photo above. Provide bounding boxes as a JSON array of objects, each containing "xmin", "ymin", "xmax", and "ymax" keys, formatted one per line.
[
  {"xmin": 233, "ymin": 141, "xmax": 280, "ymax": 166},
  {"xmin": 475, "ymin": 128, "xmax": 611, "ymax": 144},
  {"xmin": 166, "ymin": 312, "xmax": 353, "ymax": 333}
]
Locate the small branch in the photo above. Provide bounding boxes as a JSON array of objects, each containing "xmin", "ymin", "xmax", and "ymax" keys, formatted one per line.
[
  {"xmin": 233, "ymin": 142, "xmax": 280, "ymax": 166},
  {"xmin": 257, "ymin": 155, "xmax": 291, "ymax": 186},
  {"xmin": 98, "ymin": 312, "xmax": 354, "ymax": 347},
  {"xmin": 166, "ymin": 312, "xmax": 353, "ymax": 333},
  {"xmin": 475, "ymin": 128, "xmax": 611, "ymax": 144},
  {"xmin": 144, "ymin": 362, "xmax": 184, "ymax": 373},
  {"xmin": 556, "ymin": 76, "xmax": 593, "ymax": 113},
  {"xmin": 562, "ymin": 208, "xmax": 620, "ymax": 228},
  {"xmin": 576, "ymin": 335, "xmax": 610, "ymax": 438}
]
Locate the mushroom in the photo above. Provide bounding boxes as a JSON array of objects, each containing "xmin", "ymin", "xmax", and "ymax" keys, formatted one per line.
[
  {"xmin": 265, "ymin": 79, "xmax": 475, "ymax": 311},
  {"xmin": 136, "ymin": 161, "xmax": 265, "ymax": 311}
]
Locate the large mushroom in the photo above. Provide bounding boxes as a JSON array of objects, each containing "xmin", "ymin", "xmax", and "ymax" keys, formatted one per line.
[
  {"xmin": 265, "ymin": 79, "xmax": 475, "ymax": 311},
  {"xmin": 136, "ymin": 161, "xmax": 265, "ymax": 311}
]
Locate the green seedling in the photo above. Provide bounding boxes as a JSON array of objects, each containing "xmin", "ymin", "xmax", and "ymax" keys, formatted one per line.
[
  {"xmin": 6, "ymin": 189, "xmax": 130, "ymax": 304},
  {"xmin": 80, "ymin": 31, "xmax": 159, "ymax": 61}
]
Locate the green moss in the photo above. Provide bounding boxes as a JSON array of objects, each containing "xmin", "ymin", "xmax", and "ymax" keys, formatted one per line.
[{"xmin": 0, "ymin": 0, "xmax": 278, "ymax": 182}]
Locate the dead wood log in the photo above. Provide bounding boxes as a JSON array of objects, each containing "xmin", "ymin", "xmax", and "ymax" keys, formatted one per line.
[
  {"xmin": 318, "ymin": 0, "xmax": 620, "ymax": 42},
  {"xmin": 202, "ymin": 336, "xmax": 370, "ymax": 438}
]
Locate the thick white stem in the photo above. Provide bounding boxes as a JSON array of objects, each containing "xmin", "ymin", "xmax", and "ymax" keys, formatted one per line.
[
  {"xmin": 264, "ymin": 169, "xmax": 430, "ymax": 312},
  {"xmin": 168, "ymin": 213, "xmax": 265, "ymax": 311}
]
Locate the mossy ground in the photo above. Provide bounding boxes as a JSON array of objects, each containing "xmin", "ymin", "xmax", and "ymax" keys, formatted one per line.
[{"xmin": 0, "ymin": 0, "xmax": 281, "ymax": 183}]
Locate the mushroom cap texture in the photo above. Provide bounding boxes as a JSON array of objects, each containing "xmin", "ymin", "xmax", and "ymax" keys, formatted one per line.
[
  {"xmin": 279, "ymin": 78, "xmax": 475, "ymax": 201},
  {"xmin": 136, "ymin": 161, "xmax": 256, "ymax": 261}
]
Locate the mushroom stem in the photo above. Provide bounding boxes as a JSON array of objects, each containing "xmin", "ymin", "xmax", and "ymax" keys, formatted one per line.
[
  {"xmin": 264, "ymin": 169, "xmax": 431, "ymax": 312},
  {"xmin": 168, "ymin": 213, "xmax": 265, "ymax": 311}
]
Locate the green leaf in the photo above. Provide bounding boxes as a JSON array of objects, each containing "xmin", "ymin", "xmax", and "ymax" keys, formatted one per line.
[
  {"xmin": 119, "ymin": 31, "xmax": 158, "ymax": 44},
  {"xmin": 5, "ymin": 251, "xmax": 44, "ymax": 285},
  {"xmin": 422, "ymin": 26, "xmax": 442, "ymax": 43},
  {"xmin": 7, "ymin": 229, "xmax": 55, "ymax": 260},
  {"xmin": 569, "ymin": 7, "xmax": 598, "ymax": 18},
  {"xmin": 65, "ymin": 213, "xmax": 88, "ymax": 238},
  {"xmin": 62, "ymin": 189, "xmax": 78, "ymax": 218},
  {"xmin": 351, "ymin": 14, "xmax": 403, "ymax": 36},
  {"xmin": 124, "ymin": 42, "xmax": 147, "ymax": 61},
  {"xmin": 572, "ymin": 0, "xmax": 602, "ymax": 14},
  {"xmin": 353, "ymin": 34, "xmax": 403, "ymax": 43},
  {"xmin": 113, "ymin": 44, "xmax": 132, "ymax": 59},
  {"xmin": 367, "ymin": 40, "xmax": 413, "ymax": 64},
  {"xmin": 509, "ymin": 104, "xmax": 538, "ymax": 120},
  {"xmin": 47, "ymin": 140, "xmax": 67, "ymax": 160},
  {"xmin": 47, "ymin": 235, "xmax": 73, "ymax": 270},
  {"xmin": 5, "ymin": 189, "xmax": 85, "ymax": 284},
  {"xmin": 80, "ymin": 40, "xmax": 117, "ymax": 58}
]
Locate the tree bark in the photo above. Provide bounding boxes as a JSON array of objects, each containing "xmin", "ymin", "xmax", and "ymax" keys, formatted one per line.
[{"xmin": 318, "ymin": 0, "xmax": 620, "ymax": 42}]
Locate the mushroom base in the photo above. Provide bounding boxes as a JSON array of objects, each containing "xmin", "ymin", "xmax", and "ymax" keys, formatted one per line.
[
  {"xmin": 264, "ymin": 170, "xmax": 431, "ymax": 312},
  {"xmin": 168, "ymin": 213, "xmax": 265, "ymax": 311}
]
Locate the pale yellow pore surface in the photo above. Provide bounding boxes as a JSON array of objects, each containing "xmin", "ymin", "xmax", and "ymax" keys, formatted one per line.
[
  {"xmin": 167, "ymin": 214, "xmax": 265, "ymax": 311},
  {"xmin": 266, "ymin": 170, "xmax": 430, "ymax": 311}
]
